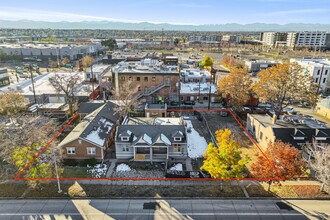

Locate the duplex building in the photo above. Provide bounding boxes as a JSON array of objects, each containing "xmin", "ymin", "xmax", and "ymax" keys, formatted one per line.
[{"xmin": 115, "ymin": 117, "xmax": 188, "ymax": 162}]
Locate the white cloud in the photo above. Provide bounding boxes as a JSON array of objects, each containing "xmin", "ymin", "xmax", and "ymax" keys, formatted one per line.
[
  {"xmin": 0, "ymin": 7, "xmax": 197, "ymax": 25},
  {"xmin": 261, "ymin": 8, "xmax": 330, "ymax": 16}
]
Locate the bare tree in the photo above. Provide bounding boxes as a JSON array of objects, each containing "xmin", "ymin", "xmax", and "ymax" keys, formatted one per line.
[
  {"xmin": 308, "ymin": 143, "xmax": 330, "ymax": 192},
  {"xmin": 49, "ymin": 74, "xmax": 81, "ymax": 116},
  {"xmin": 111, "ymin": 80, "xmax": 140, "ymax": 117}
]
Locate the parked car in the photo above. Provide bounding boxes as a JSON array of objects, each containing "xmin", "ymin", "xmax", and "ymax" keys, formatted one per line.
[{"xmin": 183, "ymin": 100, "xmax": 195, "ymax": 105}]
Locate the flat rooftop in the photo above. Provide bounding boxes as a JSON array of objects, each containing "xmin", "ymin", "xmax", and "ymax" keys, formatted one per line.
[
  {"xmin": 180, "ymin": 82, "xmax": 217, "ymax": 94},
  {"xmin": 250, "ymin": 113, "xmax": 329, "ymax": 129}
]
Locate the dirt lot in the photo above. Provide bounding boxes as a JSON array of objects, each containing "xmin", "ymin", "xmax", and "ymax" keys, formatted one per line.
[{"xmin": 201, "ymin": 112, "xmax": 261, "ymax": 171}]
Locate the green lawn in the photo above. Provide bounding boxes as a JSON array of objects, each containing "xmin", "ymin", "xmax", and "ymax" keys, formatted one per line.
[{"xmin": 62, "ymin": 166, "xmax": 91, "ymax": 178}]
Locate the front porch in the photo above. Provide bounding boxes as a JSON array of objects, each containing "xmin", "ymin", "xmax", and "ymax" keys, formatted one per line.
[{"xmin": 134, "ymin": 146, "xmax": 168, "ymax": 162}]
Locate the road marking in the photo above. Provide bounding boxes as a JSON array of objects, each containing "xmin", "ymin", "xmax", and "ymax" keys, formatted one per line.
[{"xmin": 0, "ymin": 212, "xmax": 309, "ymax": 216}]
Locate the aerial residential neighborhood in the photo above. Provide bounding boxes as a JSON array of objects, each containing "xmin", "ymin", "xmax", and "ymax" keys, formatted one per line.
[{"xmin": 0, "ymin": 0, "xmax": 330, "ymax": 219}]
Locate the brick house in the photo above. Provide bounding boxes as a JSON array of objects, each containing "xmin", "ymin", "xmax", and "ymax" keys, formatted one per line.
[{"xmin": 59, "ymin": 101, "xmax": 121, "ymax": 161}]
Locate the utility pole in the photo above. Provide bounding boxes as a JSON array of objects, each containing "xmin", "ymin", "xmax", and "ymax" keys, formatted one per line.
[
  {"xmin": 29, "ymin": 64, "xmax": 37, "ymax": 104},
  {"xmin": 208, "ymin": 82, "xmax": 212, "ymax": 110},
  {"xmin": 178, "ymin": 63, "xmax": 181, "ymax": 110},
  {"xmin": 53, "ymin": 149, "xmax": 62, "ymax": 193},
  {"xmin": 318, "ymin": 64, "xmax": 325, "ymax": 94},
  {"xmin": 91, "ymin": 64, "xmax": 95, "ymax": 100}
]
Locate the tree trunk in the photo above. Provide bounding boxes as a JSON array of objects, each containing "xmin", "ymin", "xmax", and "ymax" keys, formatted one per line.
[
  {"xmin": 320, "ymin": 183, "xmax": 324, "ymax": 192},
  {"xmin": 268, "ymin": 180, "xmax": 272, "ymax": 192}
]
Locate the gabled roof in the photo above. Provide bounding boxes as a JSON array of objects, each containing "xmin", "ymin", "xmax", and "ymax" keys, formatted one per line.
[
  {"xmin": 293, "ymin": 129, "xmax": 306, "ymax": 137},
  {"xmin": 172, "ymin": 130, "xmax": 184, "ymax": 138},
  {"xmin": 59, "ymin": 101, "xmax": 120, "ymax": 148},
  {"xmin": 315, "ymin": 129, "xmax": 329, "ymax": 138},
  {"xmin": 116, "ymin": 125, "xmax": 186, "ymax": 146},
  {"xmin": 273, "ymin": 128, "xmax": 330, "ymax": 150}
]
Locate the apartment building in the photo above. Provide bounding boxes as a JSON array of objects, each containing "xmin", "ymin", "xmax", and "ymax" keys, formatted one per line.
[
  {"xmin": 221, "ymin": 35, "xmax": 241, "ymax": 43},
  {"xmin": 246, "ymin": 113, "xmax": 330, "ymax": 152},
  {"xmin": 287, "ymin": 31, "xmax": 330, "ymax": 49},
  {"xmin": 291, "ymin": 58, "xmax": 330, "ymax": 93},
  {"xmin": 261, "ymin": 32, "xmax": 287, "ymax": 46},
  {"xmin": 111, "ymin": 59, "xmax": 179, "ymax": 103}
]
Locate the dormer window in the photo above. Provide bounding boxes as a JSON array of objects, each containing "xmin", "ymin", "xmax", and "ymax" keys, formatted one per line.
[
  {"xmin": 174, "ymin": 137, "xmax": 181, "ymax": 142},
  {"xmin": 293, "ymin": 136, "xmax": 305, "ymax": 140},
  {"xmin": 121, "ymin": 137, "xmax": 129, "ymax": 141},
  {"xmin": 315, "ymin": 137, "xmax": 327, "ymax": 141}
]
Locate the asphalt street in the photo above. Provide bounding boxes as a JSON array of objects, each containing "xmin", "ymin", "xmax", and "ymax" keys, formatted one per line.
[{"xmin": 0, "ymin": 198, "xmax": 327, "ymax": 220}]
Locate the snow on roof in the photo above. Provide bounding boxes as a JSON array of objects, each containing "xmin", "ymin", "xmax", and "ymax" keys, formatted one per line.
[
  {"xmin": 160, "ymin": 133, "xmax": 171, "ymax": 145},
  {"xmin": 143, "ymin": 133, "xmax": 152, "ymax": 145},
  {"xmin": 180, "ymin": 82, "xmax": 217, "ymax": 94},
  {"xmin": 169, "ymin": 163, "xmax": 183, "ymax": 171}
]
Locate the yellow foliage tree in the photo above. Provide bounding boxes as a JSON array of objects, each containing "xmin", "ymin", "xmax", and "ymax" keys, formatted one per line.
[
  {"xmin": 201, "ymin": 129, "xmax": 249, "ymax": 181},
  {"xmin": 81, "ymin": 55, "xmax": 94, "ymax": 68}
]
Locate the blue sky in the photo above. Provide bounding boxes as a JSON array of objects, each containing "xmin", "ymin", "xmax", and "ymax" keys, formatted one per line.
[{"xmin": 0, "ymin": 0, "xmax": 329, "ymax": 24}]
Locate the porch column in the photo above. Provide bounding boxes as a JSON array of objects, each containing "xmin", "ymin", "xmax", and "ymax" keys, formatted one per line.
[
  {"xmin": 150, "ymin": 147, "xmax": 153, "ymax": 162},
  {"xmin": 166, "ymin": 146, "xmax": 169, "ymax": 160}
]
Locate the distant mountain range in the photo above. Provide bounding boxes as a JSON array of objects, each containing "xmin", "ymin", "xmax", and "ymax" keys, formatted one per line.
[{"xmin": 0, "ymin": 20, "xmax": 330, "ymax": 32}]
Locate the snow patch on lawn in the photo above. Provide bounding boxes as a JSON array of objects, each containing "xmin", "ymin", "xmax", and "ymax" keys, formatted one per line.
[
  {"xmin": 87, "ymin": 164, "xmax": 108, "ymax": 178},
  {"xmin": 185, "ymin": 120, "xmax": 208, "ymax": 159},
  {"xmin": 169, "ymin": 163, "xmax": 183, "ymax": 171},
  {"xmin": 116, "ymin": 163, "xmax": 132, "ymax": 172}
]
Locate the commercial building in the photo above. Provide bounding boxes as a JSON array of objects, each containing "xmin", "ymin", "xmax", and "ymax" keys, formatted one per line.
[
  {"xmin": 0, "ymin": 68, "xmax": 10, "ymax": 87},
  {"xmin": 0, "ymin": 42, "xmax": 103, "ymax": 61},
  {"xmin": 291, "ymin": 58, "xmax": 330, "ymax": 93},
  {"xmin": 221, "ymin": 35, "xmax": 241, "ymax": 43},
  {"xmin": 180, "ymin": 68, "xmax": 212, "ymax": 83},
  {"xmin": 245, "ymin": 60, "xmax": 279, "ymax": 73},
  {"xmin": 111, "ymin": 59, "xmax": 179, "ymax": 103},
  {"xmin": 180, "ymin": 82, "xmax": 217, "ymax": 103}
]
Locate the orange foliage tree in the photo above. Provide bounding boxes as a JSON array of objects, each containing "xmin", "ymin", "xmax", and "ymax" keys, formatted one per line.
[
  {"xmin": 253, "ymin": 62, "xmax": 319, "ymax": 118},
  {"xmin": 217, "ymin": 67, "xmax": 253, "ymax": 109},
  {"xmin": 250, "ymin": 141, "xmax": 305, "ymax": 191}
]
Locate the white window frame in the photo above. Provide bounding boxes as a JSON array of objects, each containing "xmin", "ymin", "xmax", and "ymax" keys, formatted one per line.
[
  {"xmin": 66, "ymin": 147, "xmax": 75, "ymax": 155},
  {"xmin": 121, "ymin": 137, "xmax": 129, "ymax": 141},
  {"xmin": 174, "ymin": 137, "xmax": 181, "ymax": 142},
  {"xmin": 87, "ymin": 147, "xmax": 96, "ymax": 155},
  {"xmin": 123, "ymin": 146, "xmax": 129, "ymax": 152}
]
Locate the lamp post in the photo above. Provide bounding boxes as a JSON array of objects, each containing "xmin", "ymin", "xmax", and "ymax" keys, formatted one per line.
[{"xmin": 53, "ymin": 149, "xmax": 62, "ymax": 193}]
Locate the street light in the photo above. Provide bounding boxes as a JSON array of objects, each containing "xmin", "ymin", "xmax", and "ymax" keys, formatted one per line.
[{"xmin": 53, "ymin": 149, "xmax": 62, "ymax": 193}]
